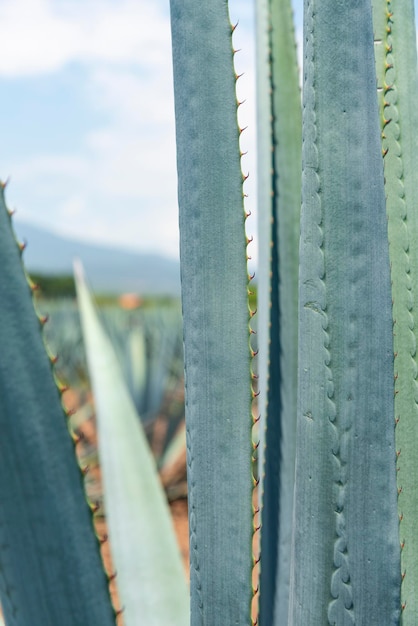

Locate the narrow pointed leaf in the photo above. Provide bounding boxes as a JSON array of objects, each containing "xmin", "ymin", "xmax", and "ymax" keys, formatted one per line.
[
  {"xmin": 126, "ymin": 324, "xmax": 147, "ymax": 415},
  {"xmin": 373, "ymin": 1, "xmax": 418, "ymax": 620},
  {"xmin": 159, "ymin": 422, "xmax": 186, "ymax": 473},
  {"xmin": 0, "ymin": 189, "xmax": 115, "ymax": 625},
  {"xmin": 289, "ymin": 1, "xmax": 401, "ymax": 623},
  {"xmin": 256, "ymin": 0, "xmax": 274, "ymax": 474},
  {"xmin": 256, "ymin": 0, "xmax": 301, "ymax": 623},
  {"xmin": 74, "ymin": 261, "xmax": 189, "ymax": 626},
  {"xmin": 170, "ymin": 2, "xmax": 254, "ymax": 624}
]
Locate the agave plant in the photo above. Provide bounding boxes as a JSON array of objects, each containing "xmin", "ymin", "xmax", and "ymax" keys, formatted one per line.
[
  {"xmin": 74, "ymin": 260, "xmax": 189, "ymax": 626},
  {"xmin": 1, "ymin": 0, "xmax": 418, "ymax": 624},
  {"xmin": 0, "ymin": 190, "xmax": 190, "ymax": 625},
  {"xmin": 0, "ymin": 186, "xmax": 116, "ymax": 625},
  {"xmin": 169, "ymin": 0, "xmax": 418, "ymax": 624}
]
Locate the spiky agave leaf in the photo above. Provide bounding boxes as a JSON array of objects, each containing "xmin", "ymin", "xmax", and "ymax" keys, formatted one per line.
[
  {"xmin": 289, "ymin": 1, "xmax": 400, "ymax": 623},
  {"xmin": 255, "ymin": 0, "xmax": 302, "ymax": 623},
  {"xmin": 170, "ymin": 1, "xmax": 255, "ymax": 623},
  {"xmin": 0, "ymin": 187, "xmax": 115, "ymax": 625},
  {"xmin": 74, "ymin": 261, "xmax": 189, "ymax": 626},
  {"xmin": 372, "ymin": 1, "xmax": 418, "ymax": 620}
]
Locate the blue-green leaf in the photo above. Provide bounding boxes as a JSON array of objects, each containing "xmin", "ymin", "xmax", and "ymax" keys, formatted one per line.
[
  {"xmin": 170, "ymin": 1, "xmax": 255, "ymax": 623},
  {"xmin": 0, "ymin": 188, "xmax": 115, "ymax": 625},
  {"xmin": 74, "ymin": 261, "xmax": 189, "ymax": 626},
  {"xmin": 256, "ymin": 0, "xmax": 301, "ymax": 623},
  {"xmin": 289, "ymin": 1, "xmax": 401, "ymax": 623},
  {"xmin": 372, "ymin": 1, "xmax": 418, "ymax": 620}
]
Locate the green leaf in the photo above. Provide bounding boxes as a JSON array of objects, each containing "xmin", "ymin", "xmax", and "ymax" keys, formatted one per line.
[
  {"xmin": 372, "ymin": 1, "xmax": 418, "ymax": 621},
  {"xmin": 289, "ymin": 1, "xmax": 401, "ymax": 623},
  {"xmin": 126, "ymin": 324, "xmax": 147, "ymax": 414},
  {"xmin": 255, "ymin": 0, "xmax": 301, "ymax": 623},
  {"xmin": 159, "ymin": 422, "xmax": 186, "ymax": 473},
  {"xmin": 170, "ymin": 1, "xmax": 254, "ymax": 623},
  {"xmin": 0, "ymin": 188, "xmax": 115, "ymax": 625},
  {"xmin": 74, "ymin": 261, "xmax": 189, "ymax": 626}
]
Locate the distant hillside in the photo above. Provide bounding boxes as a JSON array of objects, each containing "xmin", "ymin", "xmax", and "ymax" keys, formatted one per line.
[{"xmin": 13, "ymin": 221, "xmax": 181, "ymax": 296}]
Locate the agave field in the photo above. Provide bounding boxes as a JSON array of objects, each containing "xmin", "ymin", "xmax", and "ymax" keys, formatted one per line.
[
  {"xmin": 0, "ymin": 254, "xmax": 190, "ymax": 625},
  {"xmin": 2, "ymin": 0, "xmax": 418, "ymax": 625},
  {"xmin": 170, "ymin": 0, "xmax": 418, "ymax": 623},
  {"xmin": 40, "ymin": 292, "xmax": 188, "ymax": 498}
]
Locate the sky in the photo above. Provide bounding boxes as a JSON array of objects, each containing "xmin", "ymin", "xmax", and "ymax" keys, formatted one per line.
[{"xmin": 0, "ymin": 1, "xmax": 414, "ymax": 261}]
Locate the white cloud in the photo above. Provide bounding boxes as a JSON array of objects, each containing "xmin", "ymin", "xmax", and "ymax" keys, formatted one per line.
[
  {"xmin": 1, "ymin": 0, "xmax": 258, "ymax": 263},
  {"xmin": 14, "ymin": 155, "xmax": 89, "ymax": 181},
  {"xmin": 9, "ymin": 131, "xmax": 181, "ymax": 257},
  {"xmin": 0, "ymin": 0, "xmax": 181, "ymax": 256},
  {"xmin": 0, "ymin": 0, "xmax": 170, "ymax": 76},
  {"xmin": 87, "ymin": 65, "xmax": 175, "ymax": 128},
  {"xmin": 60, "ymin": 194, "xmax": 86, "ymax": 219}
]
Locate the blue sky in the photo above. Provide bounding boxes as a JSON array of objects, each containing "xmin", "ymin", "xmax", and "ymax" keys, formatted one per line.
[{"xmin": 0, "ymin": 1, "xmax": 415, "ymax": 260}]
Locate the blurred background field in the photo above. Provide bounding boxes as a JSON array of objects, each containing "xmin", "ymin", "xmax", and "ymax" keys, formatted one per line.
[
  {"xmin": 34, "ymin": 275, "xmax": 190, "ymax": 619},
  {"xmin": 32, "ymin": 269, "xmax": 258, "ymax": 564}
]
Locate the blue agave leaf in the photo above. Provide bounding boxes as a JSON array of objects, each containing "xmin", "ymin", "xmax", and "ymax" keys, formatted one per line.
[
  {"xmin": 289, "ymin": 1, "xmax": 401, "ymax": 623},
  {"xmin": 170, "ymin": 1, "xmax": 255, "ymax": 624},
  {"xmin": 0, "ymin": 188, "xmax": 115, "ymax": 625},
  {"xmin": 75, "ymin": 261, "xmax": 189, "ymax": 626},
  {"xmin": 373, "ymin": 0, "xmax": 418, "ymax": 620},
  {"xmin": 255, "ymin": 0, "xmax": 301, "ymax": 623}
]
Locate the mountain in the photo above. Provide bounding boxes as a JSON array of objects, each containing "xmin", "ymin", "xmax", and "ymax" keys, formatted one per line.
[{"xmin": 13, "ymin": 221, "xmax": 181, "ymax": 296}]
